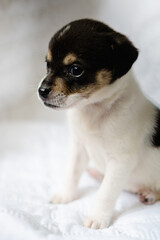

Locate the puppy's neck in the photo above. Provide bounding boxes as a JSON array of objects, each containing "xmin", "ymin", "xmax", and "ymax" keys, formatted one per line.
[
  {"xmin": 81, "ymin": 71, "xmax": 138, "ymax": 114},
  {"xmin": 68, "ymin": 71, "xmax": 143, "ymax": 133}
]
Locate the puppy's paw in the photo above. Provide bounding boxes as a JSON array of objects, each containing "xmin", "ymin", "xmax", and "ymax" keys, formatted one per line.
[
  {"xmin": 138, "ymin": 189, "xmax": 156, "ymax": 205},
  {"xmin": 83, "ymin": 214, "xmax": 110, "ymax": 229},
  {"xmin": 50, "ymin": 192, "xmax": 77, "ymax": 204}
]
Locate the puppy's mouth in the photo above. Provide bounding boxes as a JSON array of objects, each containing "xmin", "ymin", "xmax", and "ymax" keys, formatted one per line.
[
  {"xmin": 44, "ymin": 102, "xmax": 61, "ymax": 109},
  {"xmin": 39, "ymin": 91, "xmax": 84, "ymax": 110},
  {"xmin": 41, "ymin": 92, "xmax": 68, "ymax": 110},
  {"xmin": 43, "ymin": 96, "xmax": 81, "ymax": 110}
]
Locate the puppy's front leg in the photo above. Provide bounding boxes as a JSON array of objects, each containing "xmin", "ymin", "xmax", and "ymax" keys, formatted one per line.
[
  {"xmin": 51, "ymin": 140, "xmax": 88, "ymax": 204},
  {"xmin": 84, "ymin": 157, "xmax": 135, "ymax": 229}
]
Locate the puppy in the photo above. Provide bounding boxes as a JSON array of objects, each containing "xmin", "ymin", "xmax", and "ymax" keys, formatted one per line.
[{"xmin": 38, "ymin": 19, "xmax": 160, "ymax": 229}]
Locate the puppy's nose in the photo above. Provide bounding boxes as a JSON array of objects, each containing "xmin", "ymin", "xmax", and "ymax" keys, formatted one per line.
[{"xmin": 38, "ymin": 87, "xmax": 51, "ymax": 99}]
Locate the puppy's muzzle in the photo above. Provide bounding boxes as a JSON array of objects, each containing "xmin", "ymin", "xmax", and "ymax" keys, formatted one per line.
[
  {"xmin": 38, "ymin": 85, "xmax": 68, "ymax": 109},
  {"xmin": 38, "ymin": 87, "xmax": 51, "ymax": 100}
]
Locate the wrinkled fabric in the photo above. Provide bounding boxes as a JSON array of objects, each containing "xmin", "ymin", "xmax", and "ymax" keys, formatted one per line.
[{"xmin": 0, "ymin": 122, "xmax": 160, "ymax": 240}]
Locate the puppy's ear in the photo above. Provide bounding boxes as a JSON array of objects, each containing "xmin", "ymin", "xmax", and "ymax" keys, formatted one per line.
[{"xmin": 108, "ymin": 32, "xmax": 138, "ymax": 81}]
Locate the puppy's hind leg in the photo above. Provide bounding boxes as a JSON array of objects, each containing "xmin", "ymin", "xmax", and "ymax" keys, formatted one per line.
[{"xmin": 137, "ymin": 189, "xmax": 160, "ymax": 205}]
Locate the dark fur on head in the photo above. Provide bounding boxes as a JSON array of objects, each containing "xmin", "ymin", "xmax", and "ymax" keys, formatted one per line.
[{"xmin": 39, "ymin": 19, "xmax": 138, "ymax": 106}]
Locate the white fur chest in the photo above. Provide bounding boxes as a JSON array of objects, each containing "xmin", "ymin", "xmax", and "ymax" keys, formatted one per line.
[
  {"xmin": 82, "ymin": 130, "xmax": 108, "ymax": 173},
  {"xmin": 68, "ymin": 106, "xmax": 121, "ymax": 173}
]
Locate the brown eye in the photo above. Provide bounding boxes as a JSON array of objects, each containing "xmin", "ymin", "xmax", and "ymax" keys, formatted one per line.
[{"xmin": 69, "ymin": 65, "xmax": 84, "ymax": 77}]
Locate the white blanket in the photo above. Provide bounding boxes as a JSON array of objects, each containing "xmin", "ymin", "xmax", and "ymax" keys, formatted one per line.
[{"xmin": 0, "ymin": 122, "xmax": 160, "ymax": 240}]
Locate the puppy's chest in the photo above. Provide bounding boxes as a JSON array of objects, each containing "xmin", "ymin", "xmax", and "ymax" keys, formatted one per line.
[
  {"xmin": 77, "ymin": 128, "xmax": 106, "ymax": 171},
  {"xmin": 70, "ymin": 108, "xmax": 124, "ymax": 170},
  {"xmin": 73, "ymin": 108, "xmax": 121, "ymax": 145},
  {"xmin": 76, "ymin": 118, "xmax": 115, "ymax": 171}
]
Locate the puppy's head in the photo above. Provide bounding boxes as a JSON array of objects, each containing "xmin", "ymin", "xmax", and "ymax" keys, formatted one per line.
[{"xmin": 38, "ymin": 19, "xmax": 138, "ymax": 109}]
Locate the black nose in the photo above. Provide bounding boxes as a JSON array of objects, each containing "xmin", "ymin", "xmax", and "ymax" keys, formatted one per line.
[{"xmin": 38, "ymin": 87, "xmax": 51, "ymax": 99}]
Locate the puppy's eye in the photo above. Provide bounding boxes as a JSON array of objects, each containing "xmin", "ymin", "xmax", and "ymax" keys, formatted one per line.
[{"xmin": 69, "ymin": 65, "xmax": 84, "ymax": 77}]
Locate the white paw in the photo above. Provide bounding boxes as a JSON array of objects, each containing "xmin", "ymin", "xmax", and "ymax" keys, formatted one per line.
[
  {"xmin": 50, "ymin": 192, "xmax": 77, "ymax": 204},
  {"xmin": 83, "ymin": 215, "xmax": 110, "ymax": 229}
]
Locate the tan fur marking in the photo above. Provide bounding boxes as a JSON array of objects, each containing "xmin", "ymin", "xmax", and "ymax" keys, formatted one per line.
[
  {"xmin": 52, "ymin": 70, "xmax": 111, "ymax": 98},
  {"xmin": 47, "ymin": 49, "xmax": 52, "ymax": 62},
  {"xmin": 96, "ymin": 69, "xmax": 111, "ymax": 86},
  {"xmin": 66, "ymin": 70, "xmax": 111, "ymax": 98},
  {"xmin": 78, "ymin": 70, "xmax": 111, "ymax": 98},
  {"xmin": 63, "ymin": 53, "xmax": 77, "ymax": 65},
  {"xmin": 53, "ymin": 77, "xmax": 68, "ymax": 93}
]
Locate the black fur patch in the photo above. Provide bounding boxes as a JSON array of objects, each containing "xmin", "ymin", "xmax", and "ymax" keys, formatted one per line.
[
  {"xmin": 151, "ymin": 108, "xmax": 160, "ymax": 147},
  {"xmin": 42, "ymin": 19, "xmax": 138, "ymax": 93}
]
